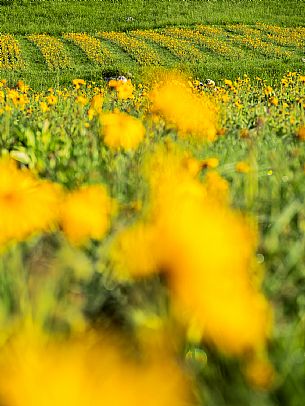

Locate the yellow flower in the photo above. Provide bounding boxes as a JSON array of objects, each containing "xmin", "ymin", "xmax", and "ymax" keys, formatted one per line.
[
  {"xmin": 201, "ymin": 157, "xmax": 219, "ymax": 169},
  {"xmin": 269, "ymin": 96, "xmax": 278, "ymax": 106},
  {"xmin": 47, "ymin": 95, "xmax": 58, "ymax": 105},
  {"xmin": 90, "ymin": 93, "xmax": 103, "ymax": 113},
  {"xmin": 0, "ymin": 331, "xmax": 191, "ymax": 406},
  {"xmin": 297, "ymin": 126, "xmax": 305, "ymax": 140},
  {"xmin": 39, "ymin": 101, "xmax": 49, "ymax": 112},
  {"xmin": 60, "ymin": 185, "xmax": 116, "ymax": 245},
  {"xmin": 87, "ymin": 94, "xmax": 104, "ymax": 120},
  {"xmin": 203, "ymin": 171, "xmax": 229, "ymax": 203},
  {"xmin": 76, "ymin": 95, "xmax": 88, "ymax": 106},
  {"xmin": 100, "ymin": 112, "xmax": 145, "ymax": 151},
  {"xmin": 0, "ymin": 159, "xmax": 60, "ymax": 246},
  {"xmin": 111, "ymin": 147, "xmax": 271, "ymax": 356},
  {"xmin": 182, "ymin": 156, "xmax": 202, "ymax": 177},
  {"xmin": 299, "ymin": 75, "xmax": 305, "ymax": 83},
  {"xmin": 150, "ymin": 79, "xmax": 218, "ymax": 141},
  {"xmin": 224, "ymin": 79, "xmax": 233, "ymax": 87},
  {"xmin": 264, "ymin": 86, "xmax": 273, "ymax": 96},
  {"xmin": 72, "ymin": 78, "xmax": 86, "ymax": 89},
  {"xmin": 244, "ymin": 356, "xmax": 275, "ymax": 390},
  {"xmin": 236, "ymin": 161, "xmax": 251, "ymax": 173},
  {"xmin": 16, "ymin": 80, "xmax": 29, "ymax": 93},
  {"xmin": 109, "ymin": 79, "xmax": 134, "ymax": 99}
]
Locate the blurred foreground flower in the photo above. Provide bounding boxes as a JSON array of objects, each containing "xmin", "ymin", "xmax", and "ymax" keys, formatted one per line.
[
  {"xmin": 0, "ymin": 158, "xmax": 60, "ymax": 246},
  {"xmin": 0, "ymin": 330, "xmax": 192, "ymax": 406},
  {"xmin": 150, "ymin": 79, "xmax": 218, "ymax": 141},
  {"xmin": 60, "ymin": 185, "xmax": 116, "ymax": 245},
  {"xmin": 110, "ymin": 146, "xmax": 272, "ymax": 356},
  {"xmin": 100, "ymin": 111, "xmax": 145, "ymax": 151}
]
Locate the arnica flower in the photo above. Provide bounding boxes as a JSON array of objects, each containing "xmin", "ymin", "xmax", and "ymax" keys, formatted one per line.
[
  {"xmin": 0, "ymin": 159, "xmax": 61, "ymax": 246},
  {"xmin": 150, "ymin": 79, "xmax": 218, "ymax": 141},
  {"xmin": 0, "ymin": 331, "xmax": 191, "ymax": 406},
  {"xmin": 110, "ymin": 146, "xmax": 271, "ymax": 356},
  {"xmin": 100, "ymin": 111, "xmax": 145, "ymax": 151},
  {"xmin": 60, "ymin": 184, "xmax": 116, "ymax": 245}
]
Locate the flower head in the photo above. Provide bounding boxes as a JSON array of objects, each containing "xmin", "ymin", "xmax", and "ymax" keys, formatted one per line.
[
  {"xmin": 0, "ymin": 159, "xmax": 61, "ymax": 246},
  {"xmin": 60, "ymin": 184, "xmax": 116, "ymax": 245},
  {"xmin": 101, "ymin": 111, "xmax": 145, "ymax": 151},
  {"xmin": 150, "ymin": 79, "xmax": 218, "ymax": 141}
]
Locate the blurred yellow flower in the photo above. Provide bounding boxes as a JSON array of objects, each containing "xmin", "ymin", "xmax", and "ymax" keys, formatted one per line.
[
  {"xmin": 111, "ymin": 147, "xmax": 271, "ymax": 355},
  {"xmin": 244, "ymin": 356, "xmax": 275, "ymax": 390},
  {"xmin": 0, "ymin": 159, "xmax": 61, "ymax": 246},
  {"xmin": 76, "ymin": 95, "xmax": 88, "ymax": 106},
  {"xmin": 203, "ymin": 171, "xmax": 229, "ymax": 203},
  {"xmin": 101, "ymin": 111, "xmax": 145, "ymax": 151},
  {"xmin": 236, "ymin": 161, "xmax": 251, "ymax": 173},
  {"xmin": 150, "ymin": 79, "xmax": 218, "ymax": 141},
  {"xmin": 297, "ymin": 126, "xmax": 305, "ymax": 141},
  {"xmin": 0, "ymin": 331, "xmax": 191, "ymax": 406},
  {"xmin": 60, "ymin": 184, "xmax": 116, "ymax": 245},
  {"xmin": 201, "ymin": 157, "xmax": 219, "ymax": 169}
]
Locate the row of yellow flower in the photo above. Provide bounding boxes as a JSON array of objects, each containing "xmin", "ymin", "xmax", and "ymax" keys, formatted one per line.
[
  {"xmin": 99, "ymin": 31, "xmax": 162, "ymax": 65},
  {"xmin": 0, "ymin": 34, "xmax": 24, "ymax": 70},
  {"xmin": 28, "ymin": 34, "xmax": 72, "ymax": 70},
  {"xmin": 130, "ymin": 29, "xmax": 206, "ymax": 64},
  {"xmin": 225, "ymin": 24, "xmax": 292, "ymax": 59},
  {"xmin": 163, "ymin": 26, "xmax": 244, "ymax": 59},
  {"xmin": 63, "ymin": 32, "xmax": 112, "ymax": 65},
  {"xmin": 256, "ymin": 23, "xmax": 305, "ymax": 50}
]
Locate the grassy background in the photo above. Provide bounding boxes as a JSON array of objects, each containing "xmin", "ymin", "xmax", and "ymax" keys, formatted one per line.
[
  {"xmin": 0, "ymin": 0, "xmax": 304, "ymax": 34},
  {"xmin": 0, "ymin": 0, "xmax": 305, "ymax": 88}
]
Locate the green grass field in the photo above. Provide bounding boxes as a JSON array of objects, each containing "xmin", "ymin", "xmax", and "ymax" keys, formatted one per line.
[
  {"xmin": 1, "ymin": 1, "xmax": 305, "ymax": 405},
  {"xmin": 0, "ymin": 0, "xmax": 305, "ymax": 87}
]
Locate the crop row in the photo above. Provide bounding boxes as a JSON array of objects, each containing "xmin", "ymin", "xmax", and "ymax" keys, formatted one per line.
[
  {"xmin": 0, "ymin": 25, "xmax": 303, "ymax": 71},
  {"xmin": 0, "ymin": 34, "xmax": 24, "ymax": 70}
]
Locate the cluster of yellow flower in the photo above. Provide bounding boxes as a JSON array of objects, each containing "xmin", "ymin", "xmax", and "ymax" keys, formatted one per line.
[
  {"xmin": 256, "ymin": 23, "xmax": 305, "ymax": 49},
  {"xmin": 63, "ymin": 33, "xmax": 112, "ymax": 65},
  {"xmin": 99, "ymin": 31, "xmax": 162, "ymax": 65},
  {"xmin": 27, "ymin": 34, "xmax": 72, "ymax": 70},
  {"xmin": 0, "ymin": 329, "xmax": 191, "ymax": 406},
  {"xmin": 226, "ymin": 24, "xmax": 292, "ymax": 59},
  {"xmin": 131, "ymin": 29, "xmax": 206, "ymax": 64},
  {"xmin": 0, "ymin": 34, "xmax": 24, "ymax": 70},
  {"xmin": 0, "ymin": 158, "xmax": 116, "ymax": 247},
  {"xmin": 110, "ymin": 144, "xmax": 272, "ymax": 360},
  {"xmin": 108, "ymin": 77, "xmax": 135, "ymax": 100}
]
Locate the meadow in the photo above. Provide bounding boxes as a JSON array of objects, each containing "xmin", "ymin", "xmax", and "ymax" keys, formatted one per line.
[{"xmin": 0, "ymin": 1, "xmax": 305, "ymax": 405}]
